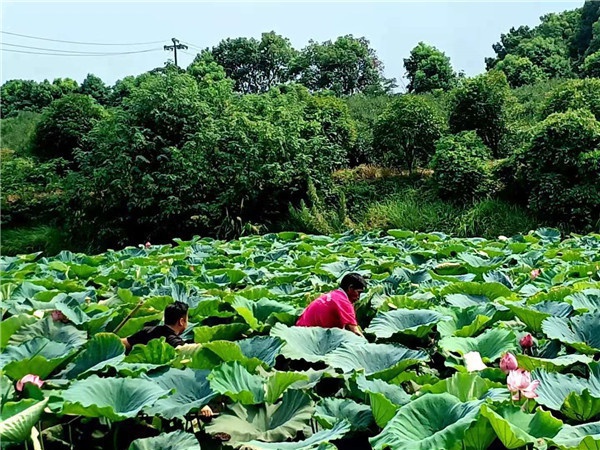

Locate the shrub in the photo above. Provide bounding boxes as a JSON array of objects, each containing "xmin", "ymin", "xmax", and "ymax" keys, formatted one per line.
[
  {"xmin": 0, "ymin": 111, "xmax": 42, "ymax": 154},
  {"xmin": 373, "ymin": 95, "xmax": 446, "ymax": 172},
  {"xmin": 430, "ymin": 132, "xmax": 498, "ymax": 204},
  {"xmin": 30, "ymin": 94, "xmax": 107, "ymax": 161},
  {"xmin": 456, "ymin": 199, "xmax": 539, "ymax": 238},
  {"xmin": 541, "ymin": 78, "xmax": 600, "ymax": 120},
  {"xmin": 517, "ymin": 109, "xmax": 600, "ymax": 230},
  {"xmin": 448, "ymin": 71, "xmax": 514, "ymax": 158}
]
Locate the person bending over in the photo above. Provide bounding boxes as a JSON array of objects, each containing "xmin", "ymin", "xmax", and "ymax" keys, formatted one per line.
[
  {"xmin": 120, "ymin": 301, "xmax": 213, "ymax": 418},
  {"xmin": 296, "ymin": 273, "xmax": 366, "ymax": 337}
]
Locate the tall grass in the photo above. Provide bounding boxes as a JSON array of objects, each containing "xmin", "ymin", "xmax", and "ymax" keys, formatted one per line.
[
  {"xmin": 1, "ymin": 225, "xmax": 68, "ymax": 256},
  {"xmin": 0, "ymin": 111, "xmax": 42, "ymax": 154}
]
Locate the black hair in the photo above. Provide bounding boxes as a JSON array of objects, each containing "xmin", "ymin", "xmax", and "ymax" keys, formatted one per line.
[
  {"xmin": 164, "ymin": 301, "xmax": 189, "ymax": 325},
  {"xmin": 340, "ymin": 273, "xmax": 367, "ymax": 291}
]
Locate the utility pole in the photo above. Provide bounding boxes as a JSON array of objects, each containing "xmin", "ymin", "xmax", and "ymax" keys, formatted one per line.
[{"xmin": 164, "ymin": 38, "xmax": 188, "ymax": 67}]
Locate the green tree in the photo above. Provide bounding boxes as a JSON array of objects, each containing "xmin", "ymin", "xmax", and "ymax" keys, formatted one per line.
[
  {"xmin": 573, "ymin": 1, "xmax": 600, "ymax": 60},
  {"xmin": 0, "ymin": 80, "xmax": 55, "ymax": 118},
  {"xmin": 486, "ymin": 25, "xmax": 533, "ymax": 68},
  {"xmin": 293, "ymin": 35, "xmax": 395, "ymax": 96},
  {"xmin": 373, "ymin": 95, "xmax": 445, "ymax": 172},
  {"xmin": 495, "ymin": 54, "xmax": 547, "ymax": 87},
  {"xmin": 516, "ymin": 109, "xmax": 600, "ymax": 229},
  {"xmin": 404, "ymin": 42, "xmax": 456, "ymax": 93},
  {"xmin": 513, "ymin": 36, "xmax": 573, "ymax": 78},
  {"xmin": 448, "ymin": 71, "xmax": 513, "ymax": 158},
  {"xmin": 79, "ymin": 73, "xmax": 111, "ymax": 105},
  {"xmin": 210, "ymin": 32, "xmax": 297, "ymax": 94},
  {"xmin": 430, "ymin": 131, "xmax": 496, "ymax": 204},
  {"xmin": 51, "ymin": 78, "xmax": 79, "ymax": 97},
  {"xmin": 583, "ymin": 50, "xmax": 600, "ymax": 77},
  {"xmin": 31, "ymin": 94, "xmax": 107, "ymax": 161},
  {"xmin": 542, "ymin": 78, "xmax": 600, "ymax": 120}
]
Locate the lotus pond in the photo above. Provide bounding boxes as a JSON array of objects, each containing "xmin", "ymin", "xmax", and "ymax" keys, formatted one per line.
[{"xmin": 1, "ymin": 228, "xmax": 600, "ymax": 450}]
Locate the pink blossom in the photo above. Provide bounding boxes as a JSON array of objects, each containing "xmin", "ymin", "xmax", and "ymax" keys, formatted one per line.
[
  {"xmin": 507, "ymin": 369, "xmax": 539, "ymax": 400},
  {"xmin": 16, "ymin": 374, "xmax": 44, "ymax": 392},
  {"xmin": 521, "ymin": 380, "xmax": 540, "ymax": 399},
  {"xmin": 500, "ymin": 352, "xmax": 518, "ymax": 373},
  {"xmin": 145, "ymin": 242, "xmax": 152, "ymax": 249},
  {"xmin": 530, "ymin": 269, "xmax": 541, "ymax": 279},
  {"xmin": 520, "ymin": 333, "xmax": 535, "ymax": 349}
]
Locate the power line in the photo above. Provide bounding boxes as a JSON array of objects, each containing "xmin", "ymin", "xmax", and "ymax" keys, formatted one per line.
[
  {"xmin": 1, "ymin": 30, "xmax": 165, "ymax": 46},
  {"xmin": 2, "ymin": 42, "xmax": 161, "ymax": 55},
  {"xmin": 164, "ymin": 38, "xmax": 187, "ymax": 67},
  {"xmin": 180, "ymin": 41, "xmax": 204, "ymax": 52},
  {"xmin": 2, "ymin": 48, "xmax": 163, "ymax": 57}
]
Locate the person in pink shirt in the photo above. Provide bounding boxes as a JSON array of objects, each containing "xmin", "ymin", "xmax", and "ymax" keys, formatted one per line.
[{"xmin": 296, "ymin": 273, "xmax": 367, "ymax": 337}]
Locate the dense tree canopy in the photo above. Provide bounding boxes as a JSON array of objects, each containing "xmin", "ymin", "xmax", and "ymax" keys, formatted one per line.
[{"xmin": 404, "ymin": 42, "xmax": 457, "ymax": 93}]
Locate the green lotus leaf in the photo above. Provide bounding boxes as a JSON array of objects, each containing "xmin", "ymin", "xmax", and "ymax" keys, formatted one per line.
[
  {"xmin": 264, "ymin": 371, "xmax": 309, "ymax": 404},
  {"xmin": 441, "ymin": 282, "xmax": 515, "ymax": 307},
  {"xmin": 231, "ymin": 296, "xmax": 297, "ymax": 331},
  {"xmin": 542, "ymin": 314, "xmax": 600, "ymax": 354},
  {"xmin": 8, "ymin": 316, "xmax": 87, "ymax": 349},
  {"xmin": 208, "ymin": 361, "xmax": 265, "ymax": 404},
  {"xmin": 562, "ymin": 389, "xmax": 600, "ymax": 422},
  {"xmin": 352, "ymin": 374, "xmax": 412, "ymax": 406},
  {"xmin": 314, "ymin": 398, "xmax": 373, "ymax": 431},
  {"xmin": 551, "ymin": 421, "xmax": 600, "ymax": 450},
  {"xmin": 516, "ymin": 354, "xmax": 593, "ymax": 373},
  {"xmin": 567, "ymin": 289, "xmax": 600, "ymax": 313},
  {"xmin": 457, "ymin": 254, "xmax": 505, "ymax": 274},
  {"xmin": 370, "ymin": 393, "xmax": 481, "ymax": 450},
  {"xmin": 438, "ymin": 328, "xmax": 517, "ymax": 362},
  {"xmin": 206, "ymin": 389, "xmax": 313, "ymax": 443},
  {"xmin": 128, "ymin": 430, "xmax": 200, "ymax": 450},
  {"xmin": 60, "ymin": 375, "xmax": 170, "ymax": 421},
  {"xmin": 462, "ymin": 415, "xmax": 496, "ymax": 450},
  {"xmin": 0, "ymin": 337, "xmax": 77, "ymax": 379},
  {"xmin": 531, "ymin": 368, "xmax": 600, "ymax": 420},
  {"xmin": 193, "ymin": 323, "xmax": 249, "ymax": 343},
  {"xmin": 326, "ymin": 342, "xmax": 428, "ymax": 381},
  {"xmin": 0, "ymin": 398, "xmax": 48, "ymax": 444},
  {"xmin": 143, "ymin": 368, "xmax": 215, "ymax": 419},
  {"xmin": 480, "ymin": 404, "xmax": 563, "ymax": 449},
  {"xmin": 0, "ymin": 314, "xmax": 36, "ymax": 350},
  {"xmin": 421, "ymin": 372, "xmax": 507, "ymax": 402},
  {"xmin": 59, "ymin": 332, "xmax": 125, "ymax": 379},
  {"xmin": 241, "ymin": 419, "xmax": 351, "ymax": 450},
  {"xmin": 435, "ymin": 305, "xmax": 498, "ymax": 338},
  {"xmin": 238, "ymin": 336, "xmax": 283, "ymax": 367},
  {"xmin": 181, "ymin": 341, "xmax": 264, "ymax": 372},
  {"xmin": 124, "ymin": 338, "xmax": 177, "ymax": 365},
  {"xmin": 535, "ymin": 228, "xmax": 561, "ymax": 243},
  {"xmin": 53, "ymin": 294, "xmax": 91, "ymax": 325},
  {"xmin": 368, "ymin": 392, "xmax": 399, "ymax": 428},
  {"xmin": 366, "ymin": 309, "xmax": 446, "ymax": 339},
  {"xmin": 508, "ymin": 301, "xmax": 573, "ymax": 333},
  {"xmin": 270, "ymin": 324, "xmax": 364, "ymax": 363}
]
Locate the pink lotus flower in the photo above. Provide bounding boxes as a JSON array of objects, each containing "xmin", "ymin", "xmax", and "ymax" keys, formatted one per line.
[
  {"xmin": 507, "ymin": 369, "xmax": 539, "ymax": 400},
  {"xmin": 520, "ymin": 333, "xmax": 534, "ymax": 350},
  {"xmin": 145, "ymin": 242, "xmax": 151, "ymax": 249},
  {"xmin": 530, "ymin": 268, "xmax": 541, "ymax": 279},
  {"xmin": 16, "ymin": 374, "xmax": 44, "ymax": 392},
  {"xmin": 500, "ymin": 352, "xmax": 518, "ymax": 373}
]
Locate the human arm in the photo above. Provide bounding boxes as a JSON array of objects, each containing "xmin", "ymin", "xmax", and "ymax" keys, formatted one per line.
[
  {"xmin": 120, "ymin": 338, "xmax": 131, "ymax": 351},
  {"xmin": 346, "ymin": 324, "xmax": 364, "ymax": 337}
]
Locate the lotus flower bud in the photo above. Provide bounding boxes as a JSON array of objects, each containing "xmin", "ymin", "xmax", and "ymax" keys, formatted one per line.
[
  {"xmin": 464, "ymin": 351, "xmax": 487, "ymax": 372},
  {"xmin": 530, "ymin": 268, "xmax": 541, "ymax": 279},
  {"xmin": 520, "ymin": 333, "xmax": 534, "ymax": 350},
  {"xmin": 500, "ymin": 352, "xmax": 518, "ymax": 373}
]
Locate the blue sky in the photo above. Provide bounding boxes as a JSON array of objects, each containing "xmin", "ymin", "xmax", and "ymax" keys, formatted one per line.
[{"xmin": 1, "ymin": 1, "xmax": 581, "ymax": 87}]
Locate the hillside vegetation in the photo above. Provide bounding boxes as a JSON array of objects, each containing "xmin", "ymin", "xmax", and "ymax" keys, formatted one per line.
[{"xmin": 1, "ymin": 1, "xmax": 599, "ymax": 255}]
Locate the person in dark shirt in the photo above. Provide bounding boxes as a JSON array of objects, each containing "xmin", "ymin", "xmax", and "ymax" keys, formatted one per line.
[
  {"xmin": 120, "ymin": 301, "xmax": 213, "ymax": 418},
  {"xmin": 121, "ymin": 301, "xmax": 190, "ymax": 350}
]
